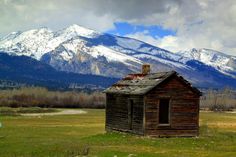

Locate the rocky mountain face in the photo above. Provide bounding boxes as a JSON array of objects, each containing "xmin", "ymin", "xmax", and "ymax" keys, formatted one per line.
[
  {"xmin": 177, "ymin": 48, "xmax": 236, "ymax": 78},
  {"xmin": 0, "ymin": 24, "xmax": 236, "ymax": 89},
  {"xmin": 0, "ymin": 53, "xmax": 118, "ymax": 90}
]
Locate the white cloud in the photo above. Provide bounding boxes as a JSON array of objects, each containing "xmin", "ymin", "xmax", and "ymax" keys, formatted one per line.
[
  {"xmin": 125, "ymin": 0, "xmax": 236, "ymax": 55},
  {"xmin": 0, "ymin": 0, "xmax": 118, "ymax": 34},
  {"xmin": 0, "ymin": 0, "xmax": 236, "ymax": 55},
  {"xmin": 126, "ymin": 32, "xmax": 193, "ymax": 53},
  {"xmin": 126, "ymin": 31, "xmax": 159, "ymax": 46}
]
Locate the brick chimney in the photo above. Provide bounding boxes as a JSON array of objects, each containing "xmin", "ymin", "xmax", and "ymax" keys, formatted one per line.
[{"xmin": 142, "ymin": 64, "xmax": 151, "ymax": 74}]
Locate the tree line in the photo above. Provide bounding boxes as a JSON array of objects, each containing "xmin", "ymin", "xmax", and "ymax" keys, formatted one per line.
[
  {"xmin": 0, "ymin": 87, "xmax": 235, "ymax": 111},
  {"xmin": 0, "ymin": 87, "xmax": 105, "ymax": 108},
  {"xmin": 200, "ymin": 88, "xmax": 236, "ymax": 111}
]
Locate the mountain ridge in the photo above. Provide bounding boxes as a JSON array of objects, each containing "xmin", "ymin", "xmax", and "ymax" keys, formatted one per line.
[
  {"xmin": 0, "ymin": 52, "xmax": 118, "ymax": 90},
  {"xmin": 0, "ymin": 24, "xmax": 236, "ymax": 89}
]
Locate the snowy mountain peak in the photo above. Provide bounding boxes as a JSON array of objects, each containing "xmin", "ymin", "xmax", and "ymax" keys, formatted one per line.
[
  {"xmin": 0, "ymin": 27, "xmax": 54, "ymax": 59},
  {"xmin": 0, "ymin": 25, "xmax": 99, "ymax": 60},
  {"xmin": 179, "ymin": 48, "xmax": 234, "ymax": 60},
  {"xmin": 1, "ymin": 31, "xmax": 22, "ymax": 41},
  {"xmin": 177, "ymin": 48, "xmax": 236, "ymax": 77},
  {"xmin": 63, "ymin": 24, "xmax": 97, "ymax": 38}
]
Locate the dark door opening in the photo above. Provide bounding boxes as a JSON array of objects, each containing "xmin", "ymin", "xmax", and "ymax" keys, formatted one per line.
[
  {"xmin": 128, "ymin": 100, "xmax": 134, "ymax": 130},
  {"xmin": 159, "ymin": 99, "xmax": 170, "ymax": 125}
]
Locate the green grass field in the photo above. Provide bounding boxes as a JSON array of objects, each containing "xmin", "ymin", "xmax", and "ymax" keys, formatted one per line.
[
  {"xmin": 0, "ymin": 109, "xmax": 236, "ymax": 157},
  {"xmin": 0, "ymin": 107, "xmax": 57, "ymax": 116}
]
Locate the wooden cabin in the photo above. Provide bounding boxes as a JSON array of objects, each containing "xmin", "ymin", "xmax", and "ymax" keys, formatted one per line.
[{"xmin": 104, "ymin": 65, "xmax": 202, "ymax": 137}]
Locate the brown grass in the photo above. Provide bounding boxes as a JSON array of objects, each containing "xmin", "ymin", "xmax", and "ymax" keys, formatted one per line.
[{"xmin": 0, "ymin": 87, "xmax": 105, "ymax": 108}]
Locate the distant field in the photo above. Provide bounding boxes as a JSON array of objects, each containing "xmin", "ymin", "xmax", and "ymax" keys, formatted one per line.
[
  {"xmin": 0, "ymin": 109, "xmax": 236, "ymax": 157},
  {"xmin": 0, "ymin": 107, "xmax": 58, "ymax": 116}
]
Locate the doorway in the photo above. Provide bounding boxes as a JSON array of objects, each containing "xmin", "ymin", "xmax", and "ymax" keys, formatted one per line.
[
  {"xmin": 128, "ymin": 99, "xmax": 134, "ymax": 130},
  {"xmin": 159, "ymin": 99, "xmax": 170, "ymax": 125}
]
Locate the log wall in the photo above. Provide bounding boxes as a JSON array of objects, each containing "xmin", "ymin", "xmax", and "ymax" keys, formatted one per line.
[
  {"xmin": 105, "ymin": 94, "xmax": 144, "ymax": 135},
  {"xmin": 144, "ymin": 75, "xmax": 200, "ymax": 137}
]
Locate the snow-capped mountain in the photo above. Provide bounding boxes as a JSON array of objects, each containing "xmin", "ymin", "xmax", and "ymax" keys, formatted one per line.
[
  {"xmin": 177, "ymin": 48, "xmax": 236, "ymax": 77},
  {"xmin": 0, "ymin": 24, "xmax": 236, "ymax": 88},
  {"xmin": 0, "ymin": 25, "xmax": 97, "ymax": 60}
]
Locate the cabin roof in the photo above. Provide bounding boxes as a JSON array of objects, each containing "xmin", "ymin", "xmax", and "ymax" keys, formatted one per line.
[{"xmin": 104, "ymin": 71, "xmax": 201, "ymax": 95}]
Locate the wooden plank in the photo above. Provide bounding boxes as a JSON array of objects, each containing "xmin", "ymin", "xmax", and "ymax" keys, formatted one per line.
[
  {"xmin": 105, "ymin": 93, "xmax": 144, "ymax": 134},
  {"xmin": 144, "ymin": 75, "xmax": 200, "ymax": 137}
]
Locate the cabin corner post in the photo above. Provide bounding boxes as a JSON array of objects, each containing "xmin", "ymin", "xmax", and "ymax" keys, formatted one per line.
[
  {"xmin": 105, "ymin": 93, "xmax": 111, "ymax": 132},
  {"xmin": 197, "ymin": 97, "xmax": 200, "ymax": 136},
  {"xmin": 169, "ymin": 98, "xmax": 172, "ymax": 128},
  {"xmin": 143, "ymin": 96, "xmax": 146, "ymax": 136},
  {"xmin": 105, "ymin": 93, "xmax": 108, "ymax": 132}
]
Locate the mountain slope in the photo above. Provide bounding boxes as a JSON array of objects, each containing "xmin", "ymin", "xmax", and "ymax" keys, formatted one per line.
[
  {"xmin": 177, "ymin": 48, "xmax": 236, "ymax": 77},
  {"xmin": 0, "ymin": 52, "xmax": 118, "ymax": 90},
  {"xmin": 0, "ymin": 24, "xmax": 236, "ymax": 89}
]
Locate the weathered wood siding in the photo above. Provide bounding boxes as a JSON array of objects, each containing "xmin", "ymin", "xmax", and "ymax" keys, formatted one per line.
[
  {"xmin": 106, "ymin": 94, "xmax": 144, "ymax": 135},
  {"xmin": 144, "ymin": 75, "xmax": 200, "ymax": 137}
]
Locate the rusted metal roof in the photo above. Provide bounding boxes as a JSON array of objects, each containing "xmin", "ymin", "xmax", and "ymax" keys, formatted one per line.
[{"xmin": 104, "ymin": 71, "xmax": 177, "ymax": 95}]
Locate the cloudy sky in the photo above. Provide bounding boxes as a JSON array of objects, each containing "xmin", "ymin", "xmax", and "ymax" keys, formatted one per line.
[{"xmin": 0, "ymin": 0, "xmax": 236, "ymax": 55}]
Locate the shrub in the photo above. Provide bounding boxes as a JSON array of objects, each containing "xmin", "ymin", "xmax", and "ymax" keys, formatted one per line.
[
  {"xmin": 0, "ymin": 87, "xmax": 105, "ymax": 108},
  {"xmin": 200, "ymin": 87, "xmax": 236, "ymax": 111}
]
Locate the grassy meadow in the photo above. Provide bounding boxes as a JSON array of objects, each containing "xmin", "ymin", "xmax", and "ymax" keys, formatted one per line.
[{"xmin": 0, "ymin": 109, "xmax": 236, "ymax": 157}]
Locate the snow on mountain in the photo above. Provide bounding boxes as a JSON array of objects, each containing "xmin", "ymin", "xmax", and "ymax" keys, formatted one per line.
[
  {"xmin": 92, "ymin": 45, "xmax": 142, "ymax": 65},
  {"xmin": 0, "ymin": 24, "xmax": 236, "ymax": 88},
  {"xmin": 0, "ymin": 24, "xmax": 185, "ymax": 70},
  {"xmin": 111, "ymin": 36, "xmax": 184, "ymax": 62},
  {"xmin": 133, "ymin": 53, "xmax": 188, "ymax": 69},
  {"xmin": 0, "ymin": 24, "xmax": 141, "ymax": 67},
  {"xmin": 177, "ymin": 48, "xmax": 236, "ymax": 77},
  {"xmin": 40, "ymin": 37, "xmax": 142, "ymax": 77},
  {"xmin": 46, "ymin": 25, "xmax": 99, "ymax": 53},
  {"xmin": 0, "ymin": 28, "xmax": 54, "ymax": 59},
  {"xmin": 62, "ymin": 24, "xmax": 98, "ymax": 38},
  {"xmin": 178, "ymin": 48, "xmax": 231, "ymax": 67},
  {"xmin": 0, "ymin": 25, "xmax": 98, "ymax": 60}
]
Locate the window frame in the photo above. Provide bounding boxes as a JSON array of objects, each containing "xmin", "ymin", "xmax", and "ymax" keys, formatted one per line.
[{"xmin": 158, "ymin": 98, "xmax": 171, "ymax": 126}]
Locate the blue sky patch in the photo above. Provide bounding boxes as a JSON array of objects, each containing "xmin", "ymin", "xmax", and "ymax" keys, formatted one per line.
[{"xmin": 106, "ymin": 22, "xmax": 176, "ymax": 38}]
